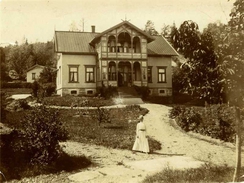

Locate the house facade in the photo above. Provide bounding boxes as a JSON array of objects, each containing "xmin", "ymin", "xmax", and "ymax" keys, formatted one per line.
[
  {"xmin": 26, "ymin": 64, "xmax": 45, "ymax": 83},
  {"xmin": 54, "ymin": 21, "xmax": 178, "ymax": 96}
]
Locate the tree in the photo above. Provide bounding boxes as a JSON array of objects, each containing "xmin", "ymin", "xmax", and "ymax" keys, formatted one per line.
[
  {"xmin": 144, "ymin": 20, "xmax": 159, "ymax": 36},
  {"xmin": 38, "ymin": 66, "xmax": 56, "ymax": 97},
  {"xmin": 0, "ymin": 47, "xmax": 10, "ymax": 82},
  {"xmin": 172, "ymin": 20, "xmax": 224, "ymax": 104},
  {"xmin": 226, "ymin": 0, "xmax": 244, "ymax": 181}
]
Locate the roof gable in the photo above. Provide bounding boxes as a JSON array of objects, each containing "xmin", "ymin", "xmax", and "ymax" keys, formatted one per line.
[
  {"xmin": 90, "ymin": 21, "xmax": 155, "ymax": 45},
  {"xmin": 26, "ymin": 64, "xmax": 45, "ymax": 72}
]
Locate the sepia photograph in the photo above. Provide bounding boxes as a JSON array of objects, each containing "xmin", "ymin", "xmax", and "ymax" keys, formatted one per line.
[{"xmin": 0, "ymin": 0, "xmax": 243, "ymax": 182}]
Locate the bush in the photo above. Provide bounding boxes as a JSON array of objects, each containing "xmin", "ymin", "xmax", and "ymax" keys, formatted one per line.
[
  {"xmin": 169, "ymin": 105, "xmax": 185, "ymax": 119},
  {"xmin": 1, "ymin": 82, "xmax": 32, "ymax": 89},
  {"xmin": 40, "ymin": 82, "xmax": 56, "ymax": 97},
  {"xmin": 173, "ymin": 104, "xmax": 237, "ymax": 142},
  {"xmin": 1, "ymin": 91, "xmax": 8, "ymax": 122},
  {"xmin": 31, "ymin": 81, "xmax": 39, "ymax": 97},
  {"xmin": 17, "ymin": 105, "xmax": 68, "ymax": 165},
  {"xmin": 177, "ymin": 107, "xmax": 202, "ymax": 132},
  {"xmin": 97, "ymin": 85, "xmax": 118, "ymax": 99},
  {"xmin": 133, "ymin": 85, "xmax": 150, "ymax": 99}
]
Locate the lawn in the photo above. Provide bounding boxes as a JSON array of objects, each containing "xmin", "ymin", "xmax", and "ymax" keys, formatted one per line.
[
  {"xmin": 5, "ymin": 104, "xmax": 161, "ymax": 152},
  {"xmin": 59, "ymin": 105, "xmax": 161, "ymax": 152}
]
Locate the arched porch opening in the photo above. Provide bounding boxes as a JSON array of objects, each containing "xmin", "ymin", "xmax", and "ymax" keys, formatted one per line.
[
  {"xmin": 118, "ymin": 61, "xmax": 132, "ymax": 86},
  {"xmin": 108, "ymin": 61, "xmax": 116, "ymax": 81},
  {"xmin": 108, "ymin": 35, "xmax": 116, "ymax": 52},
  {"xmin": 133, "ymin": 36, "xmax": 141, "ymax": 53},
  {"xmin": 117, "ymin": 32, "xmax": 131, "ymax": 53},
  {"xmin": 133, "ymin": 62, "xmax": 141, "ymax": 81}
]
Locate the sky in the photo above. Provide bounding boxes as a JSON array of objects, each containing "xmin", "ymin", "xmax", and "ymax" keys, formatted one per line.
[{"xmin": 0, "ymin": 0, "xmax": 234, "ymax": 45}]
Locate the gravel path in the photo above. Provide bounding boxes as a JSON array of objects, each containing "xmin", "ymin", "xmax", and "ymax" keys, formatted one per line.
[{"xmin": 7, "ymin": 103, "xmax": 244, "ymax": 182}]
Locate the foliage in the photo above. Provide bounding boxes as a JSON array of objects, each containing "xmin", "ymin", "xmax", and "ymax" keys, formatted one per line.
[
  {"xmin": 0, "ymin": 131, "xmax": 90, "ymax": 180},
  {"xmin": 1, "ymin": 81, "xmax": 32, "ymax": 88},
  {"xmin": 16, "ymin": 105, "xmax": 68, "ymax": 165},
  {"xmin": 1, "ymin": 91, "xmax": 8, "ymax": 122},
  {"xmin": 170, "ymin": 105, "xmax": 237, "ymax": 142},
  {"xmin": 171, "ymin": 20, "xmax": 225, "ymax": 104},
  {"xmin": 60, "ymin": 105, "xmax": 159, "ymax": 151},
  {"xmin": 142, "ymin": 164, "xmax": 236, "ymax": 183},
  {"xmin": 144, "ymin": 20, "xmax": 159, "ymax": 36},
  {"xmin": 31, "ymin": 80, "xmax": 39, "ymax": 97},
  {"xmin": 97, "ymin": 85, "xmax": 118, "ymax": 99},
  {"xmin": 133, "ymin": 85, "xmax": 150, "ymax": 99},
  {"xmin": 3, "ymin": 41, "xmax": 54, "ymax": 82},
  {"xmin": 38, "ymin": 66, "xmax": 56, "ymax": 84},
  {"xmin": 93, "ymin": 107, "xmax": 111, "ymax": 126},
  {"xmin": 177, "ymin": 107, "xmax": 202, "ymax": 132},
  {"xmin": 168, "ymin": 105, "xmax": 185, "ymax": 119},
  {"xmin": 43, "ymin": 95, "xmax": 114, "ymax": 107}
]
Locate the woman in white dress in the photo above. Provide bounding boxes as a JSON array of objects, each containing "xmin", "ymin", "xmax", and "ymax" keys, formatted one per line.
[{"xmin": 132, "ymin": 115, "xmax": 149, "ymax": 153}]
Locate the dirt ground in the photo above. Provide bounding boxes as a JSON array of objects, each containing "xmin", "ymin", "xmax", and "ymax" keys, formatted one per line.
[{"xmin": 7, "ymin": 103, "xmax": 244, "ymax": 183}]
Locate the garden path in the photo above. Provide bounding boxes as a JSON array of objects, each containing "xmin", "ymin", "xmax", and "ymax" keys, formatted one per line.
[
  {"xmin": 61, "ymin": 103, "xmax": 244, "ymax": 183},
  {"xmin": 7, "ymin": 103, "xmax": 244, "ymax": 183}
]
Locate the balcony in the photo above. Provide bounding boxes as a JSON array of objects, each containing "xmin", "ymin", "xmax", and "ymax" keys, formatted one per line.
[{"xmin": 101, "ymin": 52, "xmax": 147, "ymax": 59}]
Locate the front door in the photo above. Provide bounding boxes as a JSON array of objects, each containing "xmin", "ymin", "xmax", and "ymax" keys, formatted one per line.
[{"xmin": 118, "ymin": 62, "xmax": 131, "ymax": 87}]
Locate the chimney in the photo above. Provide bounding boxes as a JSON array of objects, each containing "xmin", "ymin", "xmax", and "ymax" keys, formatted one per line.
[{"xmin": 91, "ymin": 25, "xmax": 95, "ymax": 33}]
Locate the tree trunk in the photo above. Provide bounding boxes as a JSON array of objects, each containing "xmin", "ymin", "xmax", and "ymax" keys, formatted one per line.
[{"xmin": 233, "ymin": 107, "xmax": 241, "ymax": 182}]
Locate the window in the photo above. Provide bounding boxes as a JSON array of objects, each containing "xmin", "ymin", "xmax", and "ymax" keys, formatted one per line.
[
  {"xmin": 85, "ymin": 66, "xmax": 95, "ymax": 82},
  {"xmin": 71, "ymin": 90, "xmax": 77, "ymax": 95},
  {"xmin": 87, "ymin": 90, "xmax": 94, "ymax": 95},
  {"xmin": 147, "ymin": 67, "xmax": 152, "ymax": 83},
  {"xmin": 158, "ymin": 67, "xmax": 166, "ymax": 83},
  {"xmin": 32, "ymin": 73, "xmax": 36, "ymax": 80},
  {"xmin": 69, "ymin": 66, "xmax": 79, "ymax": 82}
]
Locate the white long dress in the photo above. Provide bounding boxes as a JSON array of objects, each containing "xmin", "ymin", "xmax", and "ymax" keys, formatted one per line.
[{"xmin": 132, "ymin": 121, "xmax": 149, "ymax": 153}]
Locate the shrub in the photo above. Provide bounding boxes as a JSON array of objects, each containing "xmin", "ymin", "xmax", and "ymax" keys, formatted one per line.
[
  {"xmin": 1, "ymin": 82, "xmax": 32, "ymax": 89},
  {"xmin": 133, "ymin": 85, "xmax": 150, "ymax": 99},
  {"xmin": 176, "ymin": 107, "xmax": 202, "ymax": 132},
  {"xmin": 17, "ymin": 105, "xmax": 68, "ymax": 165},
  {"xmin": 169, "ymin": 105, "xmax": 185, "ymax": 119},
  {"xmin": 1, "ymin": 92, "xmax": 8, "ymax": 122},
  {"xmin": 93, "ymin": 107, "xmax": 111, "ymax": 126},
  {"xmin": 97, "ymin": 85, "xmax": 118, "ymax": 99},
  {"xmin": 40, "ymin": 83, "xmax": 56, "ymax": 97},
  {"xmin": 31, "ymin": 81, "xmax": 39, "ymax": 97}
]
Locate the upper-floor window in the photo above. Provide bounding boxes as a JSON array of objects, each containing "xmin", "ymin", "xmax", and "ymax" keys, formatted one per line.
[
  {"xmin": 85, "ymin": 66, "xmax": 95, "ymax": 83},
  {"xmin": 158, "ymin": 67, "xmax": 166, "ymax": 83},
  {"xmin": 32, "ymin": 73, "xmax": 36, "ymax": 80},
  {"xmin": 69, "ymin": 65, "xmax": 79, "ymax": 82}
]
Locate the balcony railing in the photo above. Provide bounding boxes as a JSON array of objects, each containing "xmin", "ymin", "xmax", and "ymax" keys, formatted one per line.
[{"xmin": 101, "ymin": 52, "xmax": 147, "ymax": 59}]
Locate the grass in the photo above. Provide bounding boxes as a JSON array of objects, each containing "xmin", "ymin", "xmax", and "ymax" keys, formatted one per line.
[
  {"xmin": 142, "ymin": 163, "xmax": 243, "ymax": 183},
  {"xmin": 59, "ymin": 105, "xmax": 161, "ymax": 152},
  {"xmin": 0, "ymin": 150, "xmax": 91, "ymax": 181},
  {"xmin": 42, "ymin": 95, "xmax": 115, "ymax": 107}
]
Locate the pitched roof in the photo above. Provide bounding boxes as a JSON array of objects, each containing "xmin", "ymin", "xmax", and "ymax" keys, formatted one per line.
[
  {"xmin": 90, "ymin": 21, "xmax": 155, "ymax": 45},
  {"xmin": 26, "ymin": 64, "xmax": 45, "ymax": 72},
  {"xmin": 55, "ymin": 31, "xmax": 98, "ymax": 53},
  {"xmin": 54, "ymin": 24, "xmax": 178, "ymax": 56},
  {"xmin": 147, "ymin": 36, "xmax": 178, "ymax": 56}
]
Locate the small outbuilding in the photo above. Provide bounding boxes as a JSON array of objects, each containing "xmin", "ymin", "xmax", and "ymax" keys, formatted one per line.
[{"xmin": 26, "ymin": 64, "xmax": 45, "ymax": 83}]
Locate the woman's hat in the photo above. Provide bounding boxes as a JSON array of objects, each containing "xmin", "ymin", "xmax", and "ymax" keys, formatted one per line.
[{"xmin": 138, "ymin": 115, "xmax": 144, "ymax": 120}]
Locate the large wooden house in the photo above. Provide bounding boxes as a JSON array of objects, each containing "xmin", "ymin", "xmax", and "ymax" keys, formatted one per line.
[{"xmin": 54, "ymin": 21, "xmax": 178, "ymax": 96}]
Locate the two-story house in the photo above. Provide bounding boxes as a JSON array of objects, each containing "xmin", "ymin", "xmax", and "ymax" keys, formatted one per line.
[{"xmin": 54, "ymin": 21, "xmax": 178, "ymax": 96}]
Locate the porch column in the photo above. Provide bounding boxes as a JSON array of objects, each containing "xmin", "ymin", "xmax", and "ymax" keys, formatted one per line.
[
  {"xmin": 131, "ymin": 61, "xmax": 134, "ymax": 86},
  {"xmin": 116, "ymin": 61, "xmax": 118, "ymax": 87}
]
